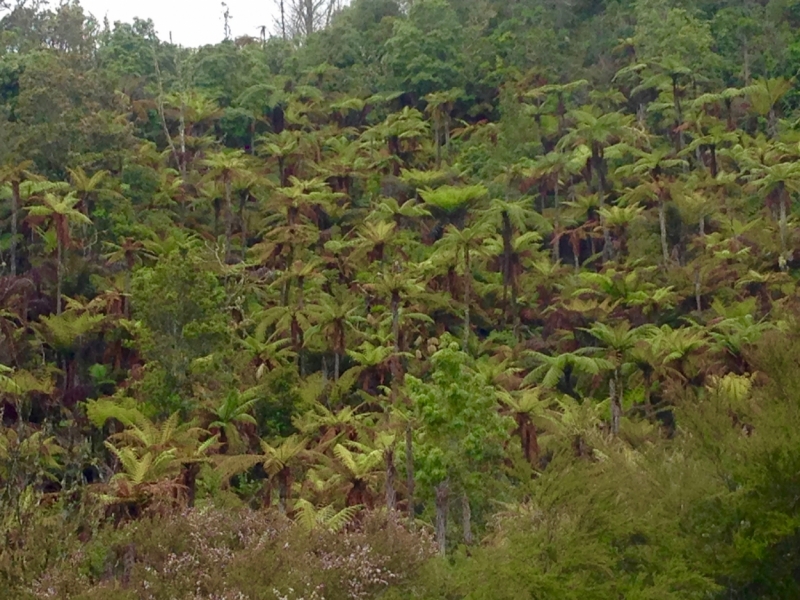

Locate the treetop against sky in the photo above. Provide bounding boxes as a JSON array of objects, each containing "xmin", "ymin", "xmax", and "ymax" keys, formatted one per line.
[{"xmin": 79, "ymin": 0, "xmax": 275, "ymax": 47}]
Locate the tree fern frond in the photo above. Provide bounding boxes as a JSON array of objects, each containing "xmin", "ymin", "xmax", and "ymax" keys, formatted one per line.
[{"xmin": 325, "ymin": 504, "xmax": 362, "ymax": 532}]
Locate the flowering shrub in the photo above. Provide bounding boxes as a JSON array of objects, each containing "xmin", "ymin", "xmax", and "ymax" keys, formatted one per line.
[{"xmin": 20, "ymin": 509, "xmax": 435, "ymax": 600}]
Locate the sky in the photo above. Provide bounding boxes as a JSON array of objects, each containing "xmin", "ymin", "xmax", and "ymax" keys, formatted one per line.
[{"xmin": 79, "ymin": 0, "xmax": 276, "ymax": 47}]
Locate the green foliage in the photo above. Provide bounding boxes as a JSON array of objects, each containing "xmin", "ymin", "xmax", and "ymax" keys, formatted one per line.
[
  {"xmin": 4, "ymin": 0, "xmax": 800, "ymax": 596},
  {"xmin": 408, "ymin": 338, "xmax": 511, "ymax": 489},
  {"xmin": 7, "ymin": 508, "xmax": 434, "ymax": 599},
  {"xmin": 419, "ymin": 184, "xmax": 488, "ymax": 213},
  {"xmin": 438, "ymin": 454, "xmax": 720, "ymax": 599},
  {"xmin": 293, "ymin": 498, "xmax": 361, "ymax": 532},
  {"xmin": 384, "ymin": 0, "xmax": 465, "ymax": 97},
  {"xmin": 130, "ymin": 247, "xmax": 228, "ymax": 414}
]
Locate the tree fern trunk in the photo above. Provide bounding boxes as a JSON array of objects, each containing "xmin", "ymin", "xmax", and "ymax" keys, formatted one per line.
[
  {"xmin": 444, "ymin": 114, "xmax": 451, "ymax": 157},
  {"xmin": 511, "ymin": 281, "xmax": 520, "ymax": 344},
  {"xmin": 553, "ymin": 182, "xmax": 560, "ymax": 263},
  {"xmin": 643, "ymin": 370, "xmax": 653, "ymax": 418},
  {"xmin": 180, "ymin": 463, "xmax": 199, "ymax": 508},
  {"xmin": 769, "ymin": 108, "xmax": 778, "ymax": 140},
  {"xmin": 779, "ymin": 191, "xmax": 788, "ymax": 267},
  {"xmin": 249, "ymin": 120, "xmax": 256, "ymax": 155},
  {"xmin": 57, "ymin": 236, "xmax": 63, "ymax": 316},
  {"xmin": 278, "ymin": 470, "xmax": 289, "ymax": 516},
  {"xmin": 385, "ymin": 448, "xmax": 396, "ymax": 512},
  {"xmin": 610, "ymin": 376, "xmax": 621, "ymax": 436}
]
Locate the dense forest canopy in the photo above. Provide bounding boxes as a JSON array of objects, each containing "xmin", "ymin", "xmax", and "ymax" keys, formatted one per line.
[{"xmin": 3, "ymin": 0, "xmax": 800, "ymax": 598}]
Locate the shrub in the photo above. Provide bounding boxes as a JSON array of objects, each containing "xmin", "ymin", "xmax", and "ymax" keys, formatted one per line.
[{"xmin": 21, "ymin": 508, "xmax": 435, "ymax": 600}]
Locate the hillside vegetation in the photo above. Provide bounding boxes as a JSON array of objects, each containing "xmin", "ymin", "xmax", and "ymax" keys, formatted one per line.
[{"xmin": 2, "ymin": 0, "xmax": 800, "ymax": 598}]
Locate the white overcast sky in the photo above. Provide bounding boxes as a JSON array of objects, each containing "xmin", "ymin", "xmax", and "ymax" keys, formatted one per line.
[{"xmin": 79, "ymin": 0, "xmax": 276, "ymax": 47}]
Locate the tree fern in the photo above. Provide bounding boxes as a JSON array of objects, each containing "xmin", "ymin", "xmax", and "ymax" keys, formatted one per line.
[{"xmin": 293, "ymin": 498, "xmax": 362, "ymax": 533}]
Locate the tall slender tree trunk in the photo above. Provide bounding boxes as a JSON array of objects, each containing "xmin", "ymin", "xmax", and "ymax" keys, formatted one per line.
[
  {"xmin": 391, "ymin": 291, "xmax": 401, "ymax": 384},
  {"xmin": 553, "ymin": 182, "xmax": 561, "ymax": 263},
  {"xmin": 406, "ymin": 424, "xmax": 415, "ymax": 525},
  {"xmin": 297, "ymin": 277, "xmax": 306, "ymax": 377},
  {"xmin": 282, "ymin": 242, "xmax": 294, "ymax": 307},
  {"xmin": 461, "ymin": 493, "xmax": 473, "ymax": 545},
  {"xmin": 463, "ymin": 248, "xmax": 471, "ymax": 350},
  {"xmin": 79, "ymin": 193, "xmax": 93, "ymax": 260},
  {"xmin": 325, "ymin": 0, "xmax": 337, "ymax": 29},
  {"xmin": 124, "ymin": 270, "xmax": 132, "ymax": 318},
  {"xmin": 694, "ymin": 268, "xmax": 702, "ymax": 312},
  {"xmin": 224, "ymin": 179, "xmax": 233, "ymax": 263},
  {"xmin": 10, "ymin": 181, "xmax": 19, "ymax": 276},
  {"xmin": 304, "ymin": 0, "xmax": 314, "ymax": 36},
  {"xmin": 178, "ymin": 99, "xmax": 187, "ymax": 179},
  {"xmin": 435, "ymin": 479, "xmax": 449, "ymax": 556},
  {"xmin": 659, "ymin": 200, "xmax": 669, "ymax": 264},
  {"xmin": 501, "ymin": 211, "xmax": 512, "ymax": 325},
  {"xmin": 709, "ymin": 146, "xmax": 718, "ymax": 178},
  {"xmin": 672, "ymin": 78, "xmax": 684, "ymax": 154},
  {"xmin": 334, "ymin": 351, "xmax": 340, "ymax": 383},
  {"xmin": 153, "ymin": 46, "xmax": 182, "ymax": 176},
  {"xmin": 539, "ymin": 182, "xmax": 547, "ymax": 213}
]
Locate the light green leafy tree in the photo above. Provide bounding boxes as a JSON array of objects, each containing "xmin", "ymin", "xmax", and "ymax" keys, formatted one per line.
[{"xmin": 407, "ymin": 338, "xmax": 511, "ymax": 554}]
